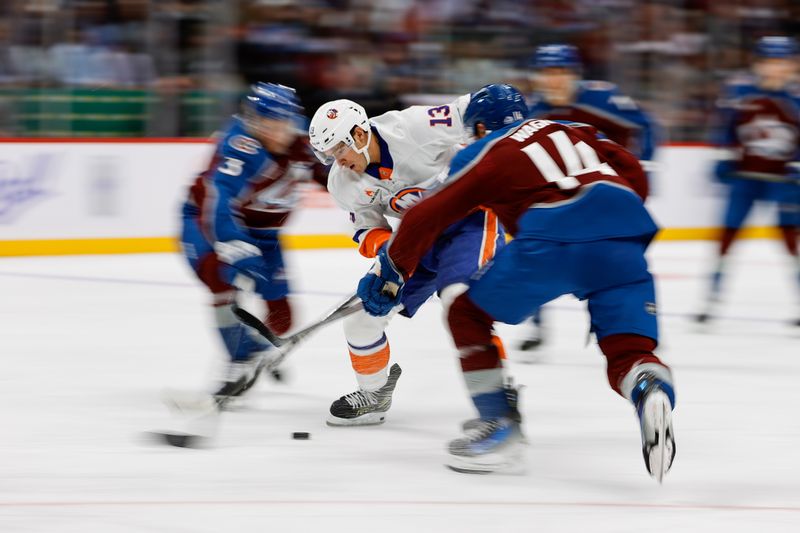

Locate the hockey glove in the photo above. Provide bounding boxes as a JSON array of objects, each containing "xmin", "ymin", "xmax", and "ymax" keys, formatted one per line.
[
  {"xmin": 357, "ymin": 246, "xmax": 404, "ymax": 316},
  {"xmin": 215, "ymin": 239, "xmax": 271, "ymax": 293}
]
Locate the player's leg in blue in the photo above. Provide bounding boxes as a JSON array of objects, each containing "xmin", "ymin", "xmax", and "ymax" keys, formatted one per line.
[
  {"xmin": 443, "ymin": 237, "xmax": 569, "ymax": 474},
  {"xmin": 180, "ymin": 211, "xmax": 272, "ymax": 399},
  {"xmin": 432, "ymin": 210, "xmax": 520, "ymax": 437},
  {"xmin": 585, "ymin": 238, "xmax": 675, "ymax": 482},
  {"xmin": 697, "ymin": 179, "xmax": 762, "ymax": 322}
]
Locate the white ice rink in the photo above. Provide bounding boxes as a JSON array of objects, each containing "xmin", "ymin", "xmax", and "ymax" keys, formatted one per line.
[{"xmin": 1, "ymin": 240, "xmax": 799, "ymax": 532}]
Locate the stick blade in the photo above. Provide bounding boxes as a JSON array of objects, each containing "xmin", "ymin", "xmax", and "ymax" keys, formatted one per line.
[{"xmin": 148, "ymin": 431, "xmax": 206, "ymax": 448}]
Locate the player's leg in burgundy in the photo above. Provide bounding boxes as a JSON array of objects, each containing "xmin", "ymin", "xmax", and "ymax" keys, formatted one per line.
[{"xmin": 588, "ymin": 246, "xmax": 675, "ymax": 482}]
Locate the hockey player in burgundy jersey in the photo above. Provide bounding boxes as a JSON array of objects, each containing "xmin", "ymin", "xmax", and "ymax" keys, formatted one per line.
[
  {"xmin": 697, "ymin": 36, "xmax": 800, "ymax": 325},
  {"xmin": 181, "ymin": 83, "xmax": 323, "ymax": 399},
  {"xmin": 357, "ymin": 84, "xmax": 675, "ymax": 480},
  {"xmin": 519, "ymin": 43, "xmax": 659, "ymax": 352}
]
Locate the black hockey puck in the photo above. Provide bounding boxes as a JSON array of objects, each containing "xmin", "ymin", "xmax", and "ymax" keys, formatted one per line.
[{"xmin": 292, "ymin": 432, "xmax": 310, "ymax": 440}]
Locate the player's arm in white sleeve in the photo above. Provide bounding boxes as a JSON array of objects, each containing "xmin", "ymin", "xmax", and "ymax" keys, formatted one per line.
[{"xmin": 326, "ymin": 166, "xmax": 393, "ymax": 258}]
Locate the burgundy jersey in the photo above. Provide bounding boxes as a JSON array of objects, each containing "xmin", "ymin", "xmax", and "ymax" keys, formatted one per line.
[
  {"xmin": 389, "ymin": 119, "xmax": 648, "ymax": 278},
  {"xmin": 716, "ymin": 81, "xmax": 800, "ymax": 177},
  {"xmin": 186, "ymin": 121, "xmax": 323, "ymax": 242}
]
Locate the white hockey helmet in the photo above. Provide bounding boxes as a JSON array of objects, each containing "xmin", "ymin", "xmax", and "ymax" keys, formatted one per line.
[{"xmin": 308, "ymin": 99, "xmax": 372, "ymax": 165}]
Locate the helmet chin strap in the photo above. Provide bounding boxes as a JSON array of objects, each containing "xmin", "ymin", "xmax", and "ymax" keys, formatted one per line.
[{"xmin": 353, "ymin": 127, "xmax": 372, "ymax": 166}]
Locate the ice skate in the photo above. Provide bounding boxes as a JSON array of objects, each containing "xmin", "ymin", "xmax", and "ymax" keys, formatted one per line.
[
  {"xmin": 462, "ymin": 381, "xmax": 524, "ymax": 434},
  {"xmin": 327, "ymin": 363, "xmax": 402, "ymax": 426},
  {"xmin": 213, "ymin": 350, "xmax": 273, "ymax": 401},
  {"xmin": 447, "ymin": 417, "xmax": 526, "ymax": 474},
  {"xmin": 517, "ymin": 312, "xmax": 545, "ymax": 353},
  {"xmin": 631, "ymin": 372, "xmax": 676, "ymax": 483}
]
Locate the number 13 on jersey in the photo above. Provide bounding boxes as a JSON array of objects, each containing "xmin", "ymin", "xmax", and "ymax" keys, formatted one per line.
[{"xmin": 428, "ymin": 105, "xmax": 452, "ymax": 127}]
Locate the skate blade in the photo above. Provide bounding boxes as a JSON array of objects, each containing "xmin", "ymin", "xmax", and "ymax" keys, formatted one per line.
[
  {"xmin": 162, "ymin": 389, "xmax": 218, "ymax": 414},
  {"xmin": 446, "ymin": 448, "xmax": 526, "ymax": 475},
  {"xmin": 326, "ymin": 412, "xmax": 387, "ymax": 427},
  {"xmin": 643, "ymin": 392, "xmax": 674, "ymax": 483}
]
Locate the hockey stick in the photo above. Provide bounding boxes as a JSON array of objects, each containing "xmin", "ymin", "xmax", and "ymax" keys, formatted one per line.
[
  {"xmin": 233, "ymin": 293, "xmax": 362, "ymax": 365},
  {"xmin": 152, "ymin": 294, "xmax": 362, "ymax": 448}
]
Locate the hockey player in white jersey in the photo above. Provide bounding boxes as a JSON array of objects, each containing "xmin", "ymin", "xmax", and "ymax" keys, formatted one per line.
[{"xmin": 309, "ymin": 96, "xmax": 510, "ymax": 425}]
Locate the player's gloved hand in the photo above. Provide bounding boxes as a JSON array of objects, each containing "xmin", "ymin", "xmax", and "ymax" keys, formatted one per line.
[
  {"xmin": 357, "ymin": 246, "xmax": 404, "ymax": 316},
  {"xmin": 215, "ymin": 239, "xmax": 270, "ymax": 292}
]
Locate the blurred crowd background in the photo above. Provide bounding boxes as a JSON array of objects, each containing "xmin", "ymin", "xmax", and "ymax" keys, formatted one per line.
[{"xmin": 0, "ymin": 0, "xmax": 798, "ymax": 141}]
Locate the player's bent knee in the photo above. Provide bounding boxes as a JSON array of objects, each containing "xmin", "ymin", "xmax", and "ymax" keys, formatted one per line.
[
  {"xmin": 448, "ymin": 292, "xmax": 495, "ymax": 347},
  {"xmin": 439, "ymin": 283, "xmax": 469, "ymax": 315}
]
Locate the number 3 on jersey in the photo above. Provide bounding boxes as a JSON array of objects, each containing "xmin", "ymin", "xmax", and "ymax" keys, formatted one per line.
[
  {"xmin": 219, "ymin": 157, "xmax": 244, "ymax": 176},
  {"xmin": 428, "ymin": 105, "xmax": 452, "ymax": 127}
]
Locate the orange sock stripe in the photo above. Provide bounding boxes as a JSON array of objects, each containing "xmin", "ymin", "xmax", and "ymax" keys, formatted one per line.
[
  {"xmin": 479, "ymin": 210, "xmax": 499, "ymax": 266},
  {"xmin": 349, "ymin": 343, "xmax": 391, "ymax": 375},
  {"xmin": 491, "ymin": 334, "xmax": 507, "ymax": 361},
  {"xmin": 358, "ymin": 228, "xmax": 393, "ymax": 258}
]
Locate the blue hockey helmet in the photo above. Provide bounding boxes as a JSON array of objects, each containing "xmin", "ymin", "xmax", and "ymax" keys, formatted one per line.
[
  {"xmin": 530, "ymin": 44, "xmax": 581, "ymax": 70},
  {"xmin": 754, "ymin": 36, "xmax": 799, "ymax": 58},
  {"xmin": 464, "ymin": 84, "xmax": 528, "ymax": 134},
  {"xmin": 244, "ymin": 82, "xmax": 303, "ymax": 121}
]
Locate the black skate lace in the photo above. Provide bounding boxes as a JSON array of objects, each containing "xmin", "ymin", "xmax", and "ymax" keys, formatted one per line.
[{"xmin": 344, "ymin": 390, "xmax": 378, "ymax": 409}]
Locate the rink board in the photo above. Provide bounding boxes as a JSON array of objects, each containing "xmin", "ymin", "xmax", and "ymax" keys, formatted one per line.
[{"xmin": 0, "ymin": 140, "xmax": 784, "ymax": 256}]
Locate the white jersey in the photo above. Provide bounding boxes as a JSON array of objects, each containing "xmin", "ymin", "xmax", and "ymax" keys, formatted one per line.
[{"xmin": 327, "ymin": 95, "xmax": 471, "ymax": 243}]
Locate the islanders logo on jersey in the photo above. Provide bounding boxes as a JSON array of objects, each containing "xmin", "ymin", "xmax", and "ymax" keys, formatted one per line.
[
  {"xmin": 327, "ymin": 108, "xmax": 338, "ymax": 119},
  {"xmin": 389, "ymin": 187, "xmax": 426, "ymax": 214}
]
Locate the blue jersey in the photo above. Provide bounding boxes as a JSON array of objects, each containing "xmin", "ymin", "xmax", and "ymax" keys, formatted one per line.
[
  {"xmin": 712, "ymin": 77, "xmax": 800, "ymax": 180},
  {"xmin": 185, "ymin": 117, "xmax": 316, "ymax": 245},
  {"xmin": 528, "ymin": 80, "xmax": 657, "ymax": 165}
]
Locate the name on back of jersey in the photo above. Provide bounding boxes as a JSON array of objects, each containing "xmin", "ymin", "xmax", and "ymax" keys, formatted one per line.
[{"xmin": 509, "ymin": 120, "xmax": 554, "ymax": 143}]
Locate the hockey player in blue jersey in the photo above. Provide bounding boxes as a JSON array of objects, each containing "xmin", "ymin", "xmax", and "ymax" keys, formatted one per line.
[
  {"xmin": 357, "ymin": 84, "xmax": 675, "ymax": 480},
  {"xmin": 518, "ymin": 43, "xmax": 659, "ymax": 351},
  {"xmin": 697, "ymin": 36, "xmax": 800, "ymax": 324},
  {"xmin": 180, "ymin": 82, "xmax": 319, "ymax": 399}
]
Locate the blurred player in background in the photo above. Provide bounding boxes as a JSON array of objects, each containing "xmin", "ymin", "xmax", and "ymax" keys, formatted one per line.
[
  {"xmin": 697, "ymin": 36, "xmax": 800, "ymax": 324},
  {"xmin": 519, "ymin": 43, "xmax": 659, "ymax": 352},
  {"xmin": 308, "ymin": 94, "xmax": 508, "ymax": 426},
  {"xmin": 181, "ymin": 82, "xmax": 323, "ymax": 400},
  {"xmin": 358, "ymin": 84, "xmax": 675, "ymax": 480}
]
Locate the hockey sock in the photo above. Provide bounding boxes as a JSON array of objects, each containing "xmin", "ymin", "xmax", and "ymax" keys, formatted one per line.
[
  {"xmin": 778, "ymin": 225, "xmax": 798, "ymax": 256},
  {"xmin": 598, "ymin": 333, "xmax": 667, "ymax": 397},
  {"xmin": 265, "ymin": 297, "xmax": 292, "ymax": 335},
  {"xmin": 448, "ymin": 293, "xmax": 509, "ymax": 419},
  {"xmin": 348, "ymin": 334, "xmax": 390, "ymax": 391},
  {"xmin": 718, "ymin": 227, "xmax": 739, "ymax": 256},
  {"xmin": 215, "ymin": 302, "xmax": 268, "ymax": 361}
]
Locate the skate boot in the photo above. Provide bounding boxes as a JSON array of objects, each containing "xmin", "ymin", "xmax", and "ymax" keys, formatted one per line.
[
  {"xmin": 447, "ymin": 417, "xmax": 525, "ymax": 474},
  {"xmin": 213, "ymin": 351, "xmax": 272, "ymax": 402},
  {"xmin": 631, "ymin": 371, "xmax": 676, "ymax": 483},
  {"xmin": 327, "ymin": 363, "xmax": 402, "ymax": 426},
  {"xmin": 462, "ymin": 380, "xmax": 523, "ymax": 431},
  {"xmin": 517, "ymin": 312, "xmax": 544, "ymax": 352}
]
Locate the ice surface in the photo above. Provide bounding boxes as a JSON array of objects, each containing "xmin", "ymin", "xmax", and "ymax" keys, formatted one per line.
[{"xmin": 0, "ymin": 240, "xmax": 798, "ymax": 532}]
